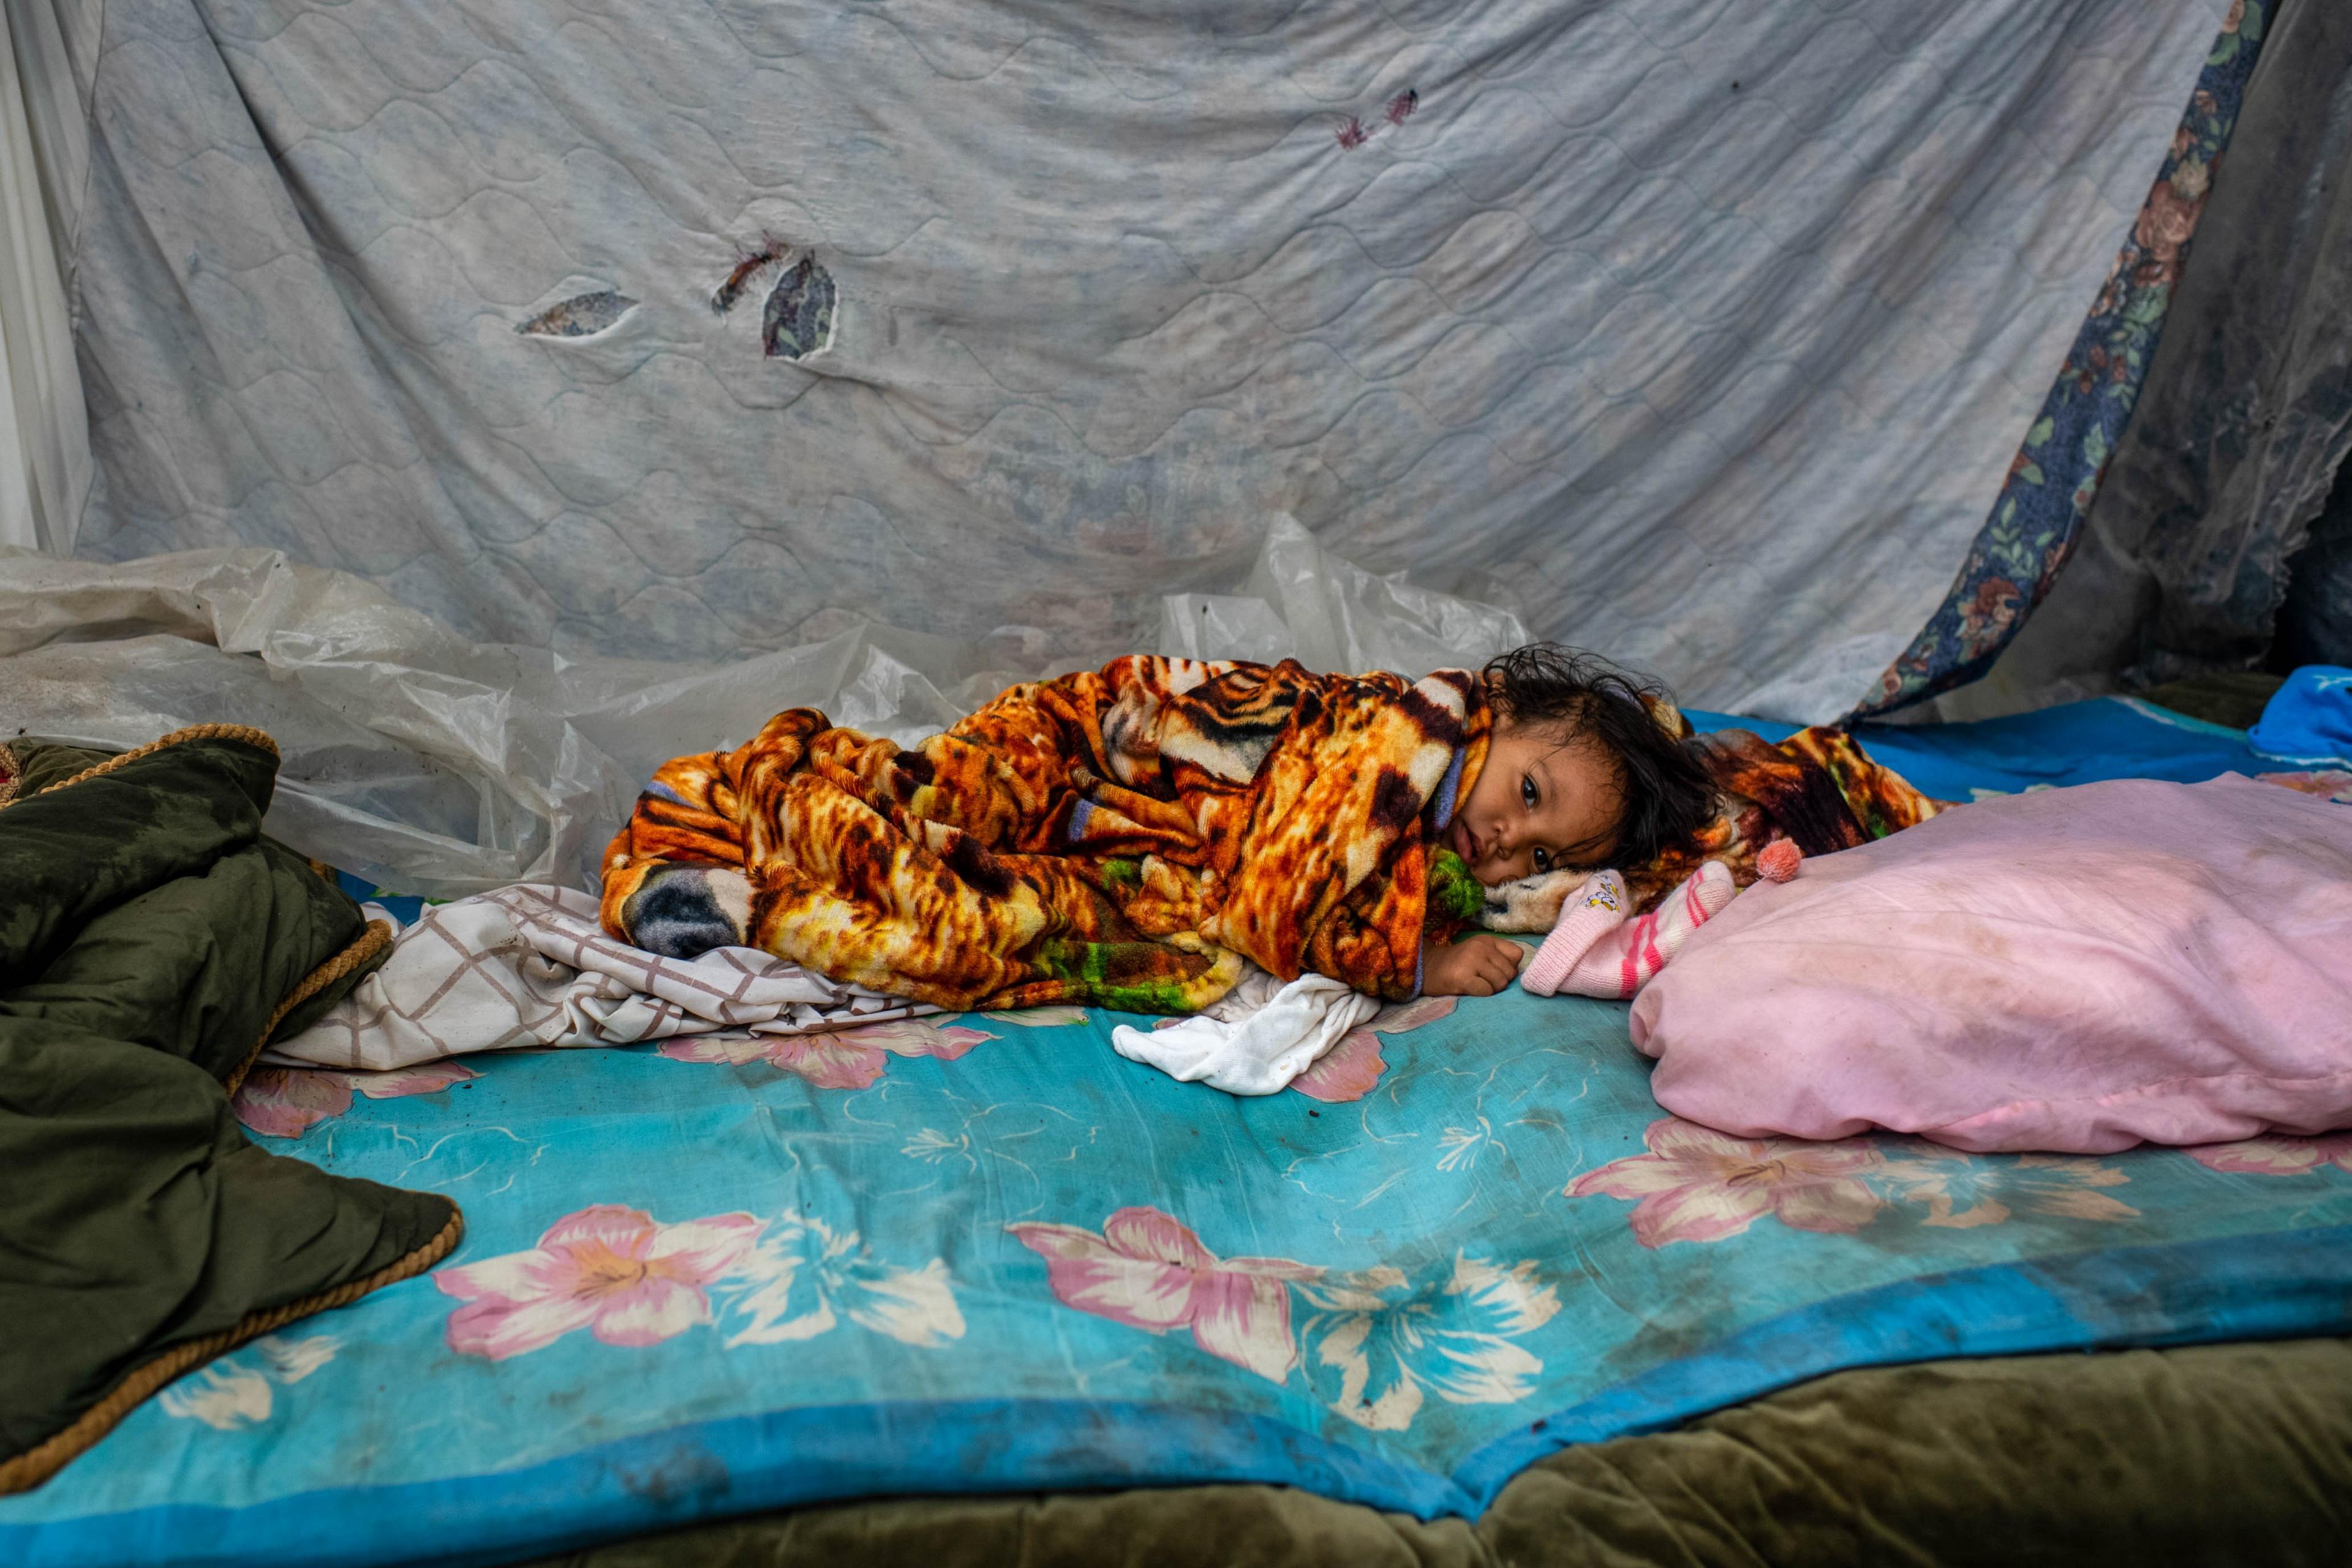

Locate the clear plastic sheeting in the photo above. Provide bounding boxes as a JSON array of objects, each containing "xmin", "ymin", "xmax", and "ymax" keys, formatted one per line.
[
  {"xmin": 0, "ymin": 521, "xmax": 1525, "ymax": 895},
  {"xmin": 1159, "ymin": 516, "xmax": 1527, "ymax": 679}
]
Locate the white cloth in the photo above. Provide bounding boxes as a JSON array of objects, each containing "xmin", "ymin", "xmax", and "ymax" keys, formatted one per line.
[
  {"xmin": 1110, "ymin": 967, "xmax": 1379, "ymax": 1097},
  {"xmin": 267, "ymin": 884, "xmax": 932, "ymax": 1072}
]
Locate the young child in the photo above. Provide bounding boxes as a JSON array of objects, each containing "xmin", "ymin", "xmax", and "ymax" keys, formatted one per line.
[
  {"xmin": 1417, "ymin": 644, "xmax": 1719, "ymax": 995},
  {"xmin": 600, "ymin": 643, "xmax": 1732, "ymax": 1013}
]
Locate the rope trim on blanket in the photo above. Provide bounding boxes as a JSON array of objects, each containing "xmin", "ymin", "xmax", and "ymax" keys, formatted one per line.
[
  {"xmin": 0, "ymin": 721, "xmax": 427, "ymax": 1495},
  {"xmin": 0, "ymin": 723, "xmax": 281, "ymax": 812},
  {"xmin": 0, "ymin": 1204, "xmax": 464, "ymax": 1496},
  {"xmin": 0, "ymin": 720, "xmax": 382, "ymax": 1092},
  {"xmin": 224, "ymin": 919, "xmax": 394, "ymax": 1098}
]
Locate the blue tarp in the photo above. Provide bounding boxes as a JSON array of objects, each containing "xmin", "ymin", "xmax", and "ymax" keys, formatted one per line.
[
  {"xmin": 2248, "ymin": 666, "xmax": 2352, "ymax": 768},
  {"xmin": 1692, "ymin": 693, "xmax": 2284, "ymax": 801}
]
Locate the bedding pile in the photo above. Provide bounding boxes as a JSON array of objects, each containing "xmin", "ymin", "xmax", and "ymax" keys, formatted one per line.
[
  {"xmin": 4, "ymin": 695, "xmax": 2350, "ymax": 1566},
  {"xmin": 0, "ymin": 729, "xmax": 460, "ymax": 1495},
  {"xmin": 297, "ymin": 690, "xmax": 2144, "ymax": 1098}
]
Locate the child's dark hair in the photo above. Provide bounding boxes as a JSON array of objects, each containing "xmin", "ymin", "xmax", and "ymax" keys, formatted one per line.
[{"xmin": 1480, "ymin": 643, "xmax": 1718, "ymax": 870}]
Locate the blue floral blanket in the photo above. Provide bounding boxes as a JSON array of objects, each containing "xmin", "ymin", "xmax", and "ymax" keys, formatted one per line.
[{"xmin": 6, "ymin": 698, "xmax": 2351, "ymax": 1568}]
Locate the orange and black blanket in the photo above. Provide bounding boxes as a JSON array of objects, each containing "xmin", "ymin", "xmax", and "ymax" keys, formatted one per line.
[
  {"xmin": 1625, "ymin": 717, "xmax": 1947, "ymax": 910},
  {"xmin": 601, "ymin": 657, "xmax": 1945, "ymax": 1013},
  {"xmin": 601, "ymin": 657, "xmax": 1494, "ymax": 1012}
]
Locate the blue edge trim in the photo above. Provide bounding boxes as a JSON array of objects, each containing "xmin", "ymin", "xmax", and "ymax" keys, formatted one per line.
[{"xmin": 17, "ymin": 1224, "xmax": 2350, "ymax": 1567}]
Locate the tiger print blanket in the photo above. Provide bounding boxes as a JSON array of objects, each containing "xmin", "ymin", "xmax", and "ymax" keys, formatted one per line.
[
  {"xmin": 1623, "ymin": 717, "xmax": 1944, "ymax": 911},
  {"xmin": 600, "ymin": 657, "xmax": 1493, "ymax": 1013},
  {"xmin": 600, "ymin": 657, "xmax": 1943, "ymax": 1013}
]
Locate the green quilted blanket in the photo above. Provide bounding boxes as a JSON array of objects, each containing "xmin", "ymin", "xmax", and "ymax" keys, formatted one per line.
[{"xmin": 0, "ymin": 727, "xmax": 462, "ymax": 1493}]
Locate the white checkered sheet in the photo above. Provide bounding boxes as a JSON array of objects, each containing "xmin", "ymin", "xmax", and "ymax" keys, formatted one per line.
[{"xmin": 266, "ymin": 885, "xmax": 931, "ymax": 1073}]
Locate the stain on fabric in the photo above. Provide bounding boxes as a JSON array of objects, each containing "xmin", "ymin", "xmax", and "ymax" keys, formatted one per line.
[
  {"xmin": 1334, "ymin": 86, "xmax": 1418, "ymax": 151},
  {"xmin": 710, "ymin": 235, "xmax": 791, "ymax": 316}
]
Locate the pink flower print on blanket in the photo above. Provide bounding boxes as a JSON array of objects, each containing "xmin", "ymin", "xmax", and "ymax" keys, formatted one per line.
[
  {"xmin": 1006, "ymin": 1210, "xmax": 1564, "ymax": 1431},
  {"xmin": 658, "ymin": 1019, "xmax": 994, "ymax": 1089},
  {"xmin": 1568, "ymin": 1126, "xmax": 2149, "ymax": 1244},
  {"xmin": 1566, "ymin": 1118, "xmax": 1885, "ymax": 1247},
  {"xmin": 232, "ymin": 1062, "xmax": 479, "ymax": 1139},
  {"xmin": 2185, "ymin": 1133, "xmax": 2352, "ymax": 1177},
  {"xmin": 1874, "ymin": 1147, "xmax": 2138, "ymax": 1227},
  {"xmin": 436, "ymin": 1204, "xmax": 766, "ymax": 1360},
  {"xmin": 1291, "ymin": 996, "xmax": 1456, "ymax": 1104},
  {"xmin": 1005, "ymin": 1206, "xmax": 1322, "ymax": 1382},
  {"xmin": 979, "ymin": 1006, "xmax": 1091, "ymax": 1028},
  {"xmin": 2256, "ymin": 771, "xmax": 2352, "ymax": 806}
]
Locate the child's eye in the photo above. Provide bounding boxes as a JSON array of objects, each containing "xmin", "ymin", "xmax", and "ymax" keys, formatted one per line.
[
  {"xmin": 1521, "ymin": 775, "xmax": 1538, "ymax": 810},
  {"xmin": 1533, "ymin": 846, "xmax": 1552, "ymax": 873}
]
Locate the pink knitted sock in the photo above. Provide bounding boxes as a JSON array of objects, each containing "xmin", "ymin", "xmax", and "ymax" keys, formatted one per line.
[
  {"xmin": 1519, "ymin": 872, "xmax": 1629, "ymax": 997},
  {"xmin": 1524, "ymin": 862, "xmax": 1736, "ymax": 1000}
]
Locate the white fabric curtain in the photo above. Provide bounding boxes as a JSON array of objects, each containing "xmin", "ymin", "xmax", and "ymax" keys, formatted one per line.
[{"xmin": 0, "ymin": 0, "xmax": 91, "ymax": 554}]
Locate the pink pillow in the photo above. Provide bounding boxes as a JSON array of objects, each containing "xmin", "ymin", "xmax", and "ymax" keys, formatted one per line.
[{"xmin": 1629, "ymin": 774, "xmax": 2352, "ymax": 1153}]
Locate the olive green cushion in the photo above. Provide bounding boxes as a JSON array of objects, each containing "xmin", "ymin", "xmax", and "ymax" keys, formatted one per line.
[{"xmin": 532, "ymin": 1337, "xmax": 2352, "ymax": 1567}]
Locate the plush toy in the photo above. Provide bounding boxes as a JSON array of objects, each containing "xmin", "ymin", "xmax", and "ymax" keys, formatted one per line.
[{"xmin": 1514, "ymin": 837, "xmax": 1803, "ymax": 1000}]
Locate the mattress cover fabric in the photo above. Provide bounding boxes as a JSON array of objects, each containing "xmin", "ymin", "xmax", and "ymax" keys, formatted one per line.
[{"xmin": 29, "ymin": 0, "xmax": 2230, "ymax": 722}]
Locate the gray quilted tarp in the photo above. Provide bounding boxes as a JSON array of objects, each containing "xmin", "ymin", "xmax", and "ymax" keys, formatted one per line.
[{"xmin": 24, "ymin": 0, "xmax": 2229, "ymax": 727}]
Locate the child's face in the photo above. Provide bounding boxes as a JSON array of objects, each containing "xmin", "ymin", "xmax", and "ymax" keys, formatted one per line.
[{"xmin": 1443, "ymin": 718, "xmax": 1624, "ymax": 886}]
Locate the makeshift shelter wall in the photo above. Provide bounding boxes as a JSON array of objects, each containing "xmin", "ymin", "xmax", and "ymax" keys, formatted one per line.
[
  {"xmin": 15, "ymin": 0, "xmax": 2231, "ymax": 724},
  {"xmin": 1947, "ymin": 0, "xmax": 2352, "ymax": 715},
  {"xmin": 0, "ymin": 0, "xmax": 90, "ymax": 553}
]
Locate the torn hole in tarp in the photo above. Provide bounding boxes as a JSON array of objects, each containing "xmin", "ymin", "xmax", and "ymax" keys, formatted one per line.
[
  {"xmin": 516, "ymin": 290, "xmax": 636, "ymax": 339},
  {"xmin": 761, "ymin": 257, "xmax": 836, "ymax": 361},
  {"xmin": 709, "ymin": 239, "xmax": 837, "ymax": 361}
]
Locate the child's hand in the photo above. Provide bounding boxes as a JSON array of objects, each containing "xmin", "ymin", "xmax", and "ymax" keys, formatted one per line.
[{"xmin": 1422, "ymin": 933, "xmax": 1526, "ymax": 997}]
